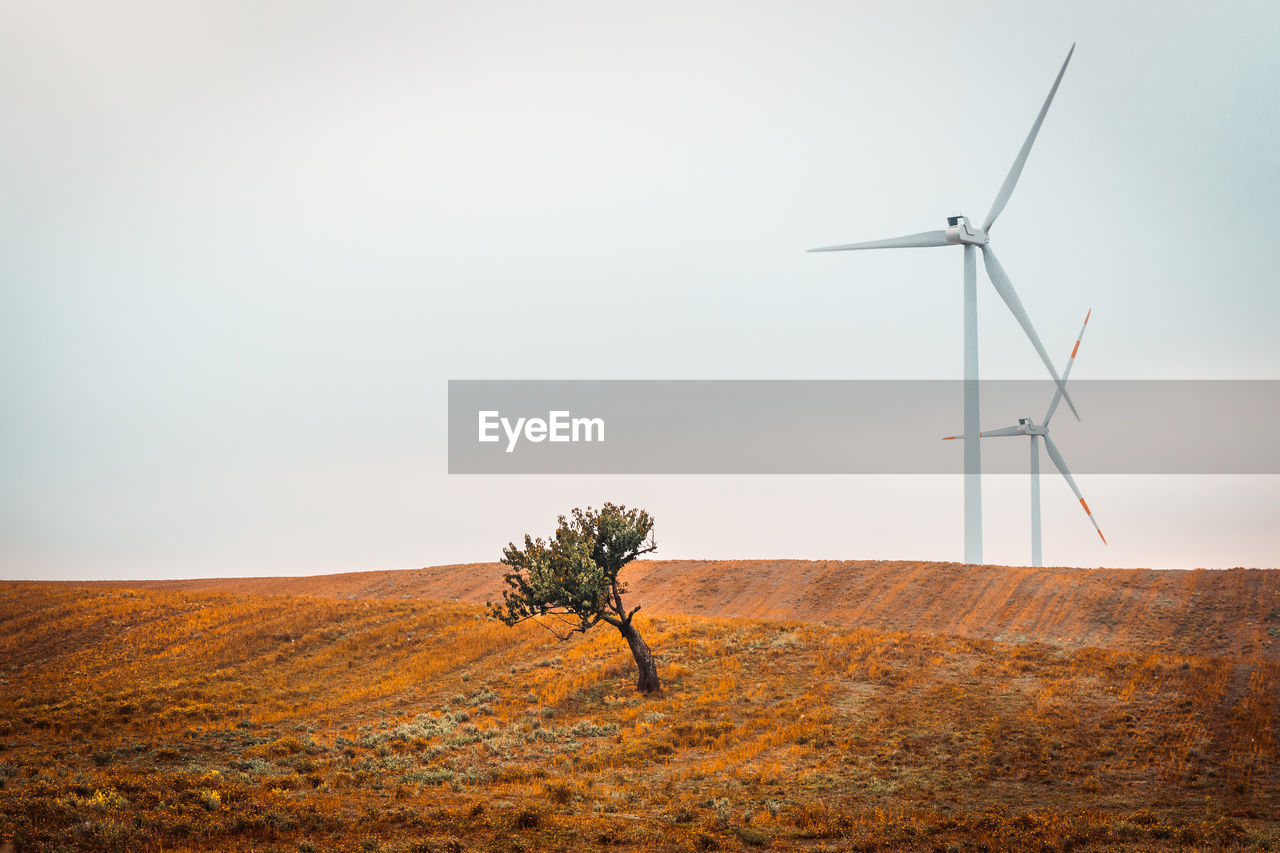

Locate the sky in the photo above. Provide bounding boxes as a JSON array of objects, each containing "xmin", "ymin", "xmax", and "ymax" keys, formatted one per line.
[{"xmin": 2, "ymin": 0, "xmax": 1278, "ymax": 580}]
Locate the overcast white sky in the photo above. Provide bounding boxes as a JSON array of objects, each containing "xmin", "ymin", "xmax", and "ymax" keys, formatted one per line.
[{"xmin": 2, "ymin": 1, "xmax": 1278, "ymax": 579}]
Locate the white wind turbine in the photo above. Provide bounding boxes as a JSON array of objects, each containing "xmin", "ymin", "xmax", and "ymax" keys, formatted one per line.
[
  {"xmin": 808, "ymin": 44, "xmax": 1080, "ymax": 565},
  {"xmin": 944, "ymin": 309, "xmax": 1105, "ymax": 567}
]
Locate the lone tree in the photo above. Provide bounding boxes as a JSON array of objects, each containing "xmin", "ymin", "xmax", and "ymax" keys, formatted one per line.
[{"xmin": 488, "ymin": 503, "xmax": 660, "ymax": 693}]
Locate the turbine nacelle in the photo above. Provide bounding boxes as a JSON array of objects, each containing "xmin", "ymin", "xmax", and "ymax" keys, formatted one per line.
[
  {"xmin": 945, "ymin": 215, "xmax": 988, "ymax": 247},
  {"xmin": 1001, "ymin": 417, "xmax": 1047, "ymax": 437}
]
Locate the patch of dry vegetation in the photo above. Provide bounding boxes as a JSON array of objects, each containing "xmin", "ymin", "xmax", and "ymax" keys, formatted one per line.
[{"xmin": 0, "ymin": 583, "xmax": 1277, "ymax": 851}]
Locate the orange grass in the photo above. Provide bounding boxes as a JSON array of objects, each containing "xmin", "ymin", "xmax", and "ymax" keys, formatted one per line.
[
  {"xmin": 106, "ymin": 560, "xmax": 1280, "ymax": 661},
  {"xmin": 0, "ymin": 581, "xmax": 1277, "ymax": 851}
]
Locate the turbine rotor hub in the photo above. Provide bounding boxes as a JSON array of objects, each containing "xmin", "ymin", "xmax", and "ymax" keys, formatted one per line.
[{"xmin": 944, "ymin": 215, "xmax": 989, "ymax": 246}]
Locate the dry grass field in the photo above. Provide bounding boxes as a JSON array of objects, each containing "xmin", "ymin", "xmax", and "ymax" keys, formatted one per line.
[
  {"xmin": 1, "ymin": 561, "xmax": 1278, "ymax": 851},
  {"xmin": 120, "ymin": 560, "xmax": 1280, "ymax": 661}
]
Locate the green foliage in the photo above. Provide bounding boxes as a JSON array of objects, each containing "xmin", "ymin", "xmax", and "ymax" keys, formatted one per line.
[{"xmin": 488, "ymin": 503, "xmax": 656, "ymax": 636}]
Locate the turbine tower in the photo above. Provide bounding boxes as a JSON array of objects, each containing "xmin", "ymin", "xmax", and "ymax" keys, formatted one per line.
[
  {"xmin": 945, "ymin": 309, "xmax": 1105, "ymax": 566},
  {"xmin": 808, "ymin": 44, "xmax": 1080, "ymax": 565}
]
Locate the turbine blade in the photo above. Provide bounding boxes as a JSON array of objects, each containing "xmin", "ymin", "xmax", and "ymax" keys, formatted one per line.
[
  {"xmin": 1043, "ymin": 434, "xmax": 1106, "ymax": 544},
  {"xmin": 982, "ymin": 44, "xmax": 1075, "ymax": 232},
  {"xmin": 980, "ymin": 425, "xmax": 1023, "ymax": 437},
  {"xmin": 807, "ymin": 230, "xmax": 950, "ymax": 252},
  {"xmin": 1044, "ymin": 308, "xmax": 1091, "ymax": 426},
  {"xmin": 981, "ymin": 246, "xmax": 1079, "ymax": 420},
  {"xmin": 942, "ymin": 434, "xmax": 963, "ymax": 440}
]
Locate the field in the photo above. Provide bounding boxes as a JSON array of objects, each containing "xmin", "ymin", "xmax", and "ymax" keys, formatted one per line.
[
  {"xmin": 1, "ymin": 561, "xmax": 1278, "ymax": 851},
  {"xmin": 121, "ymin": 560, "xmax": 1280, "ymax": 661}
]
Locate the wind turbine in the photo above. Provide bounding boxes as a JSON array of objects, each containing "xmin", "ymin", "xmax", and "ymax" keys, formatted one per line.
[
  {"xmin": 808, "ymin": 44, "xmax": 1080, "ymax": 565},
  {"xmin": 944, "ymin": 309, "xmax": 1105, "ymax": 567}
]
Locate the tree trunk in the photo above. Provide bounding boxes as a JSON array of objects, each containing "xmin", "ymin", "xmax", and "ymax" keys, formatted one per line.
[{"xmin": 618, "ymin": 620, "xmax": 660, "ymax": 694}]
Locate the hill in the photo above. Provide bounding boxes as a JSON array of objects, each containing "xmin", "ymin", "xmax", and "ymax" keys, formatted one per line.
[
  {"xmin": 111, "ymin": 559, "xmax": 1280, "ymax": 661},
  {"xmin": 0, "ymin": 581, "xmax": 1277, "ymax": 851}
]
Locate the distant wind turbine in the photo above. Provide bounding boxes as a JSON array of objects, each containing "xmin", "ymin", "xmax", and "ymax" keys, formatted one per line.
[
  {"xmin": 944, "ymin": 309, "xmax": 1105, "ymax": 566},
  {"xmin": 808, "ymin": 44, "xmax": 1080, "ymax": 565}
]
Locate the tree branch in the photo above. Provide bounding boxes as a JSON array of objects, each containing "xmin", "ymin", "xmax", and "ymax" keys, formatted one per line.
[
  {"xmin": 610, "ymin": 583, "xmax": 625, "ymax": 619},
  {"xmin": 632, "ymin": 542, "xmax": 658, "ymax": 559},
  {"xmin": 530, "ymin": 618, "xmax": 572, "ymax": 641}
]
